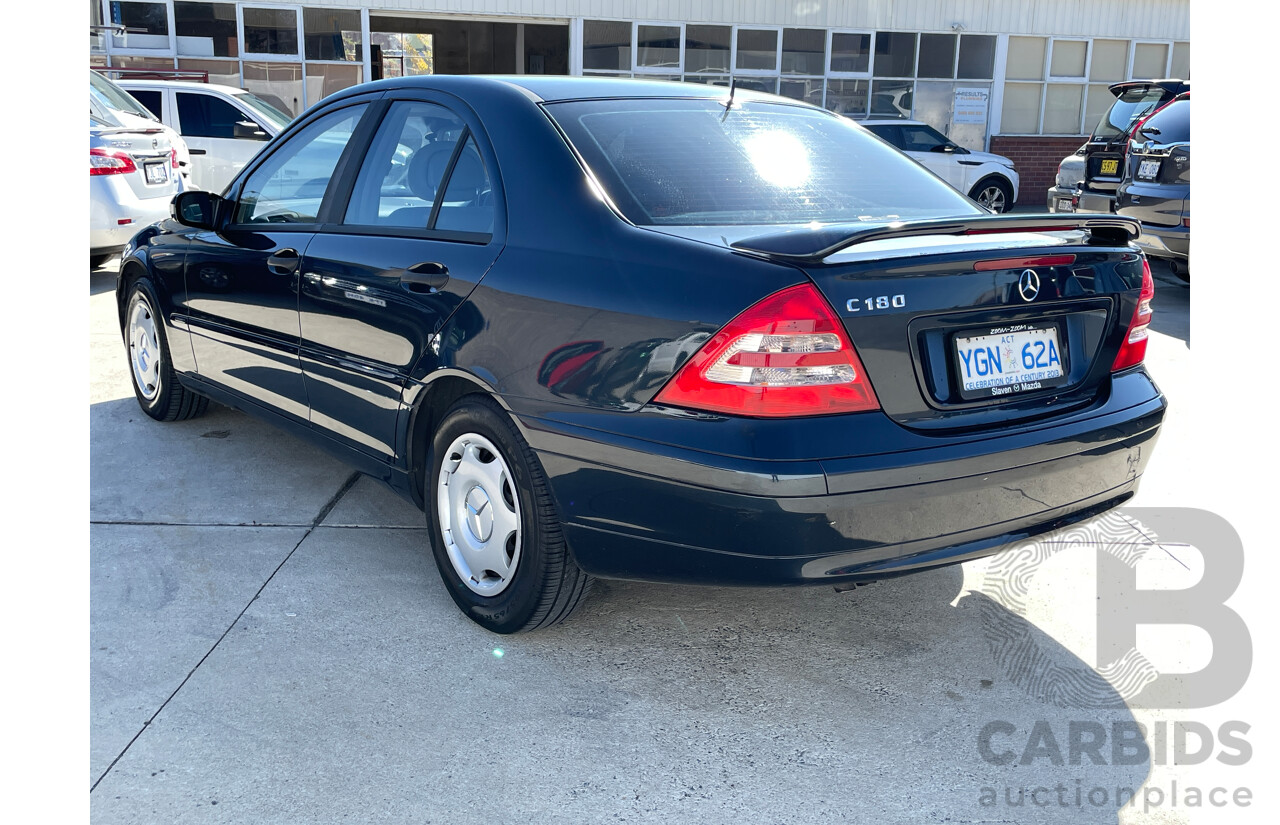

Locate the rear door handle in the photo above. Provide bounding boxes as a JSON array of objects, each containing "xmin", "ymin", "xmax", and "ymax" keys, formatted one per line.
[
  {"xmin": 400, "ymin": 261, "xmax": 450, "ymax": 293},
  {"xmin": 267, "ymin": 247, "xmax": 301, "ymax": 275}
]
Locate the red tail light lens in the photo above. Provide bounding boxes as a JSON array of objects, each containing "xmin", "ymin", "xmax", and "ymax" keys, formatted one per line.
[
  {"xmin": 171, "ymin": 147, "xmax": 179, "ymax": 169},
  {"xmin": 90, "ymin": 147, "xmax": 137, "ymax": 176},
  {"xmin": 1111, "ymin": 258, "xmax": 1155, "ymax": 372},
  {"xmin": 653, "ymin": 284, "xmax": 879, "ymax": 417}
]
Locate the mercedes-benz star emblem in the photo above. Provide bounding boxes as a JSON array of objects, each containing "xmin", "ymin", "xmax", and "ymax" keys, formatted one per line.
[{"xmin": 1018, "ymin": 269, "xmax": 1041, "ymax": 302}]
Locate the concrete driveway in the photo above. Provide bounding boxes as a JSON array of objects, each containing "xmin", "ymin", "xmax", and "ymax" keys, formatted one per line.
[{"xmin": 91, "ymin": 259, "xmax": 1205, "ymax": 824}]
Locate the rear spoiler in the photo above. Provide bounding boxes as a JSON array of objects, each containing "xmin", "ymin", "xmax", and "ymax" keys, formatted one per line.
[{"xmin": 729, "ymin": 214, "xmax": 1141, "ymax": 265}]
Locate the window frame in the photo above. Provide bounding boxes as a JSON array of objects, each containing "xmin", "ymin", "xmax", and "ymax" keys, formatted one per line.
[
  {"xmin": 237, "ymin": 2, "xmax": 303, "ymax": 63},
  {"xmin": 104, "ymin": 0, "xmax": 177, "ymax": 57}
]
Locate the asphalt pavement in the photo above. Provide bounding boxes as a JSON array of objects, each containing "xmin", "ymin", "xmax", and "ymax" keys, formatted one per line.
[{"xmin": 90, "ymin": 256, "xmax": 1203, "ymax": 824}]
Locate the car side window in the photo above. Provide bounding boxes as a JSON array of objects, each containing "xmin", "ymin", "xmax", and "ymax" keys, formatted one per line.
[
  {"xmin": 344, "ymin": 101, "xmax": 466, "ymax": 229},
  {"xmin": 177, "ymin": 92, "xmax": 260, "ymax": 139},
  {"xmin": 233, "ymin": 104, "xmax": 368, "ymax": 225},
  {"xmin": 866, "ymin": 125, "xmax": 903, "ymax": 149},
  {"xmin": 434, "ymin": 136, "xmax": 495, "ymax": 234},
  {"xmin": 130, "ymin": 89, "xmax": 163, "ymax": 120},
  {"xmin": 901, "ymin": 125, "xmax": 948, "ymax": 152}
]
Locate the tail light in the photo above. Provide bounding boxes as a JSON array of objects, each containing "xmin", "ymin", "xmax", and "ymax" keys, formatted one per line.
[
  {"xmin": 171, "ymin": 147, "xmax": 179, "ymax": 169},
  {"xmin": 1111, "ymin": 258, "xmax": 1155, "ymax": 372},
  {"xmin": 1182, "ymin": 216, "xmax": 1190, "ymax": 229},
  {"xmin": 90, "ymin": 147, "xmax": 137, "ymax": 176},
  {"xmin": 653, "ymin": 283, "xmax": 879, "ymax": 417}
]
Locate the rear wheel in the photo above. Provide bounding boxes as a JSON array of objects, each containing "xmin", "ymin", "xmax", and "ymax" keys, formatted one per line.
[
  {"xmin": 970, "ymin": 177, "xmax": 1014, "ymax": 213},
  {"xmin": 125, "ymin": 279, "xmax": 210, "ymax": 421},
  {"xmin": 425, "ymin": 395, "xmax": 592, "ymax": 633},
  {"xmin": 91, "ymin": 254, "xmax": 111, "ymax": 269}
]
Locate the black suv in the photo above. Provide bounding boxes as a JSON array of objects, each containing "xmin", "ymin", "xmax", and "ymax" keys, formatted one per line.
[
  {"xmin": 1116, "ymin": 93, "xmax": 1190, "ymax": 277},
  {"xmin": 1048, "ymin": 79, "xmax": 1190, "ymax": 214}
]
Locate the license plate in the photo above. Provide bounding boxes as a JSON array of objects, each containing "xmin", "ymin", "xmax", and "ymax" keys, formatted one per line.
[
  {"xmin": 1138, "ymin": 159, "xmax": 1161, "ymax": 180},
  {"xmin": 1099, "ymin": 159, "xmax": 1119, "ymax": 176},
  {"xmin": 144, "ymin": 162, "xmax": 168, "ymax": 185},
  {"xmin": 954, "ymin": 325, "xmax": 1067, "ymax": 399},
  {"xmin": 1056, "ymin": 198, "xmax": 1074, "ymax": 212}
]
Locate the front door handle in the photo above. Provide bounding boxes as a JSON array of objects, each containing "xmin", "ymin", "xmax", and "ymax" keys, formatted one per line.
[
  {"xmin": 400, "ymin": 261, "xmax": 450, "ymax": 293},
  {"xmin": 267, "ymin": 247, "xmax": 301, "ymax": 275}
]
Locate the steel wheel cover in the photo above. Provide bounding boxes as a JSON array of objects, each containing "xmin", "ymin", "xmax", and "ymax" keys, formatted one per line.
[
  {"xmin": 129, "ymin": 296, "xmax": 161, "ymax": 401},
  {"xmin": 437, "ymin": 432, "xmax": 522, "ymax": 596}
]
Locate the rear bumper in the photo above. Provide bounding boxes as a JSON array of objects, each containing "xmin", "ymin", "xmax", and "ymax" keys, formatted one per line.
[
  {"xmin": 1075, "ymin": 190, "xmax": 1117, "ymax": 214},
  {"xmin": 90, "ymin": 177, "xmax": 173, "ymax": 250},
  {"xmin": 522, "ymin": 371, "xmax": 1166, "ymax": 585},
  {"xmin": 1046, "ymin": 185, "xmax": 1076, "ymax": 212},
  {"xmin": 1131, "ymin": 223, "xmax": 1189, "ymax": 261}
]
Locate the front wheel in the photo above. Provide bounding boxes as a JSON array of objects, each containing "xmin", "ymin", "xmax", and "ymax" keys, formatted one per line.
[
  {"xmin": 425, "ymin": 395, "xmax": 592, "ymax": 633},
  {"xmin": 125, "ymin": 279, "xmax": 210, "ymax": 422},
  {"xmin": 970, "ymin": 177, "xmax": 1014, "ymax": 213}
]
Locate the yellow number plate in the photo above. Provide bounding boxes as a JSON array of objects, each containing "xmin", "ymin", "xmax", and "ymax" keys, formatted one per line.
[{"xmin": 1100, "ymin": 159, "xmax": 1119, "ymax": 175}]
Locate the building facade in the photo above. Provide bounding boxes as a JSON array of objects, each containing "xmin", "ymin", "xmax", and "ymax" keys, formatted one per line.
[{"xmin": 90, "ymin": 0, "xmax": 1191, "ymax": 203}]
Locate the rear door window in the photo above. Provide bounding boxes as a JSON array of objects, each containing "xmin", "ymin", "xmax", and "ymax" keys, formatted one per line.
[
  {"xmin": 177, "ymin": 92, "xmax": 258, "ymax": 139},
  {"xmin": 129, "ymin": 89, "xmax": 163, "ymax": 120},
  {"xmin": 342, "ymin": 101, "xmax": 466, "ymax": 228}
]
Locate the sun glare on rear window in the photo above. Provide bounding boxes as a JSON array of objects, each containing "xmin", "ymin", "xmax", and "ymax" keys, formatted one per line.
[{"xmin": 546, "ymin": 98, "xmax": 981, "ymax": 227}]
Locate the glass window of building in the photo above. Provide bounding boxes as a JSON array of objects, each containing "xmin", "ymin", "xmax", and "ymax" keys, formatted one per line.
[
  {"xmin": 243, "ymin": 7, "xmax": 299, "ymax": 56},
  {"xmin": 303, "ymin": 8, "xmax": 362, "ymax": 61},
  {"xmin": 175, "ymin": 2, "xmax": 237, "ymax": 57},
  {"xmin": 957, "ymin": 35, "xmax": 995, "ymax": 79},
  {"xmin": 917, "ymin": 34, "xmax": 956, "ymax": 79},
  {"xmin": 109, "ymin": 1, "xmax": 170, "ymax": 50},
  {"xmin": 637, "ymin": 25, "xmax": 680, "ymax": 69},
  {"xmin": 684, "ymin": 25, "xmax": 730, "ymax": 73},
  {"xmin": 1050, "ymin": 40, "xmax": 1087, "ymax": 77},
  {"xmin": 874, "ymin": 32, "xmax": 916, "ymax": 78},
  {"xmin": 1043, "ymin": 84, "xmax": 1084, "ymax": 133},
  {"xmin": 736, "ymin": 29, "xmax": 778, "ymax": 71},
  {"xmin": 824, "ymin": 79, "xmax": 868, "ymax": 116},
  {"xmin": 830, "ymin": 33, "xmax": 870, "ymax": 74},
  {"xmin": 583, "ymin": 20, "xmax": 631, "ymax": 72},
  {"xmin": 1133, "ymin": 43, "xmax": 1169, "ymax": 77},
  {"xmin": 1006, "ymin": 37, "xmax": 1046, "ymax": 81},
  {"xmin": 781, "ymin": 29, "xmax": 824, "ymax": 75},
  {"xmin": 1171, "ymin": 42, "xmax": 1190, "ymax": 78}
]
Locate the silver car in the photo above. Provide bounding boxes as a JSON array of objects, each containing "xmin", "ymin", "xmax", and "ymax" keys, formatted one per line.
[{"xmin": 90, "ymin": 97, "xmax": 179, "ymax": 268}]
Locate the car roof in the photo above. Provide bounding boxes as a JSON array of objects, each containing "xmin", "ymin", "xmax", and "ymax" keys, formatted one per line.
[
  {"xmin": 117, "ymin": 79, "xmax": 249, "ymax": 96},
  {"xmin": 330, "ymin": 74, "xmax": 802, "ymax": 105}
]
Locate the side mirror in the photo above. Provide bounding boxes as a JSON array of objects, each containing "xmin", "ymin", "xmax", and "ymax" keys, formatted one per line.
[
  {"xmin": 234, "ymin": 120, "xmax": 269, "ymax": 140},
  {"xmin": 171, "ymin": 190, "xmax": 222, "ymax": 230}
]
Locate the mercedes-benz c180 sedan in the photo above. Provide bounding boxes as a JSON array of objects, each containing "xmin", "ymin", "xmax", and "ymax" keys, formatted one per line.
[{"xmin": 116, "ymin": 76, "xmax": 1164, "ymax": 633}]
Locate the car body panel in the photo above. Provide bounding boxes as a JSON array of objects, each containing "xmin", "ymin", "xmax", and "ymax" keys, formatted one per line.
[{"xmin": 118, "ymin": 75, "xmax": 1164, "ymax": 589}]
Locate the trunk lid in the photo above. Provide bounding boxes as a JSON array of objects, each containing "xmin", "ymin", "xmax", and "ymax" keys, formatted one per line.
[
  {"xmin": 91, "ymin": 125, "xmax": 174, "ymax": 201},
  {"xmin": 727, "ymin": 216, "xmax": 1148, "ymax": 431}
]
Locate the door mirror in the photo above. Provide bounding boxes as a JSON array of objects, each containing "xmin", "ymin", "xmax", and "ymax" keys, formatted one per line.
[
  {"xmin": 233, "ymin": 119, "xmax": 269, "ymax": 140},
  {"xmin": 172, "ymin": 190, "xmax": 222, "ymax": 230}
]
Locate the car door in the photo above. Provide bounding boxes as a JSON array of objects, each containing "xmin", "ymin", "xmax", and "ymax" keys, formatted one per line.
[
  {"xmin": 296, "ymin": 96, "xmax": 505, "ymax": 461},
  {"xmin": 183, "ymin": 101, "xmax": 373, "ymax": 424},
  {"xmin": 174, "ymin": 90, "xmax": 273, "ymax": 192}
]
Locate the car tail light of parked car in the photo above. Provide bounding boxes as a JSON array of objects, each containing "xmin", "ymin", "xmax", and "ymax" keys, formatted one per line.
[
  {"xmin": 653, "ymin": 283, "xmax": 880, "ymax": 418},
  {"xmin": 90, "ymin": 147, "xmax": 138, "ymax": 176},
  {"xmin": 1112, "ymin": 258, "xmax": 1155, "ymax": 372}
]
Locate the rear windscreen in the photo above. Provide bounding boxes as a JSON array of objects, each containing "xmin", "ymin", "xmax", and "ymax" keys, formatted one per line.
[
  {"xmin": 1093, "ymin": 87, "xmax": 1168, "ymax": 140},
  {"xmin": 546, "ymin": 98, "xmax": 981, "ymax": 226},
  {"xmin": 1138, "ymin": 99, "xmax": 1190, "ymax": 145}
]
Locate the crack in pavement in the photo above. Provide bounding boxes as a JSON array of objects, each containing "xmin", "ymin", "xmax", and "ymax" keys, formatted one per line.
[{"xmin": 89, "ymin": 471, "xmax": 363, "ymax": 793}]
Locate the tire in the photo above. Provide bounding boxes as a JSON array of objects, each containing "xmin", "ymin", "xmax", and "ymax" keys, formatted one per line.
[
  {"xmin": 970, "ymin": 177, "xmax": 1014, "ymax": 213},
  {"xmin": 91, "ymin": 254, "xmax": 111, "ymax": 269},
  {"xmin": 425, "ymin": 395, "xmax": 592, "ymax": 633},
  {"xmin": 124, "ymin": 278, "xmax": 210, "ymax": 422}
]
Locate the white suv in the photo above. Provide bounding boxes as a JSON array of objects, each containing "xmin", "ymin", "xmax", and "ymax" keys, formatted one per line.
[
  {"xmin": 117, "ymin": 79, "xmax": 293, "ymax": 193},
  {"xmin": 856, "ymin": 119, "xmax": 1020, "ymax": 212}
]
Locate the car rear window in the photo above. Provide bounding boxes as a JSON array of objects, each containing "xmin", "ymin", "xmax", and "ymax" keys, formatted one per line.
[
  {"xmin": 1138, "ymin": 99, "xmax": 1190, "ymax": 145},
  {"xmin": 545, "ymin": 98, "xmax": 980, "ymax": 226},
  {"xmin": 1093, "ymin": 86, "xmax": 1168, "ymax": 140}
]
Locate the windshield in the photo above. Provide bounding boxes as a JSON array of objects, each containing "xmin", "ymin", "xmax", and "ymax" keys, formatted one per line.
[
  {"xmin": 547, "ymin": 98, "xmax": 981, "ymax": 226},
  {"xmin": 234, "ymin": 91, "xmax": 293, "ymax": 130},
  {"xmin": 1093, "ymin": 86, "xmax": 1167, "ymax": 140},
  {"xmin": 89, "ymin": 71, "xmax": 159, "ymax": 122}
]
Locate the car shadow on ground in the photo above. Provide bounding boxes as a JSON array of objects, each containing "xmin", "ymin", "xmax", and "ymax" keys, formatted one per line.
[{"xmin": 91, "ymin": 391, "xmax": 1154, "ymax": 823}]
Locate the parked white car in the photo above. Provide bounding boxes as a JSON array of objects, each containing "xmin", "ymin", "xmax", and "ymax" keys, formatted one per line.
[
  {"xmin": 116, "ymin": 79, "xmax": 293, "ymax": 193},
  {"xmin": 90, "ymin": 99, "xmax": 179, "ymax": 268},
  {"xmin": 856, "ymin": 118, "xmax": 1020, "ymax": 212},
  {"xmin": 91, "ymin": 70, "xmax": 192, "ymax": 189}
]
